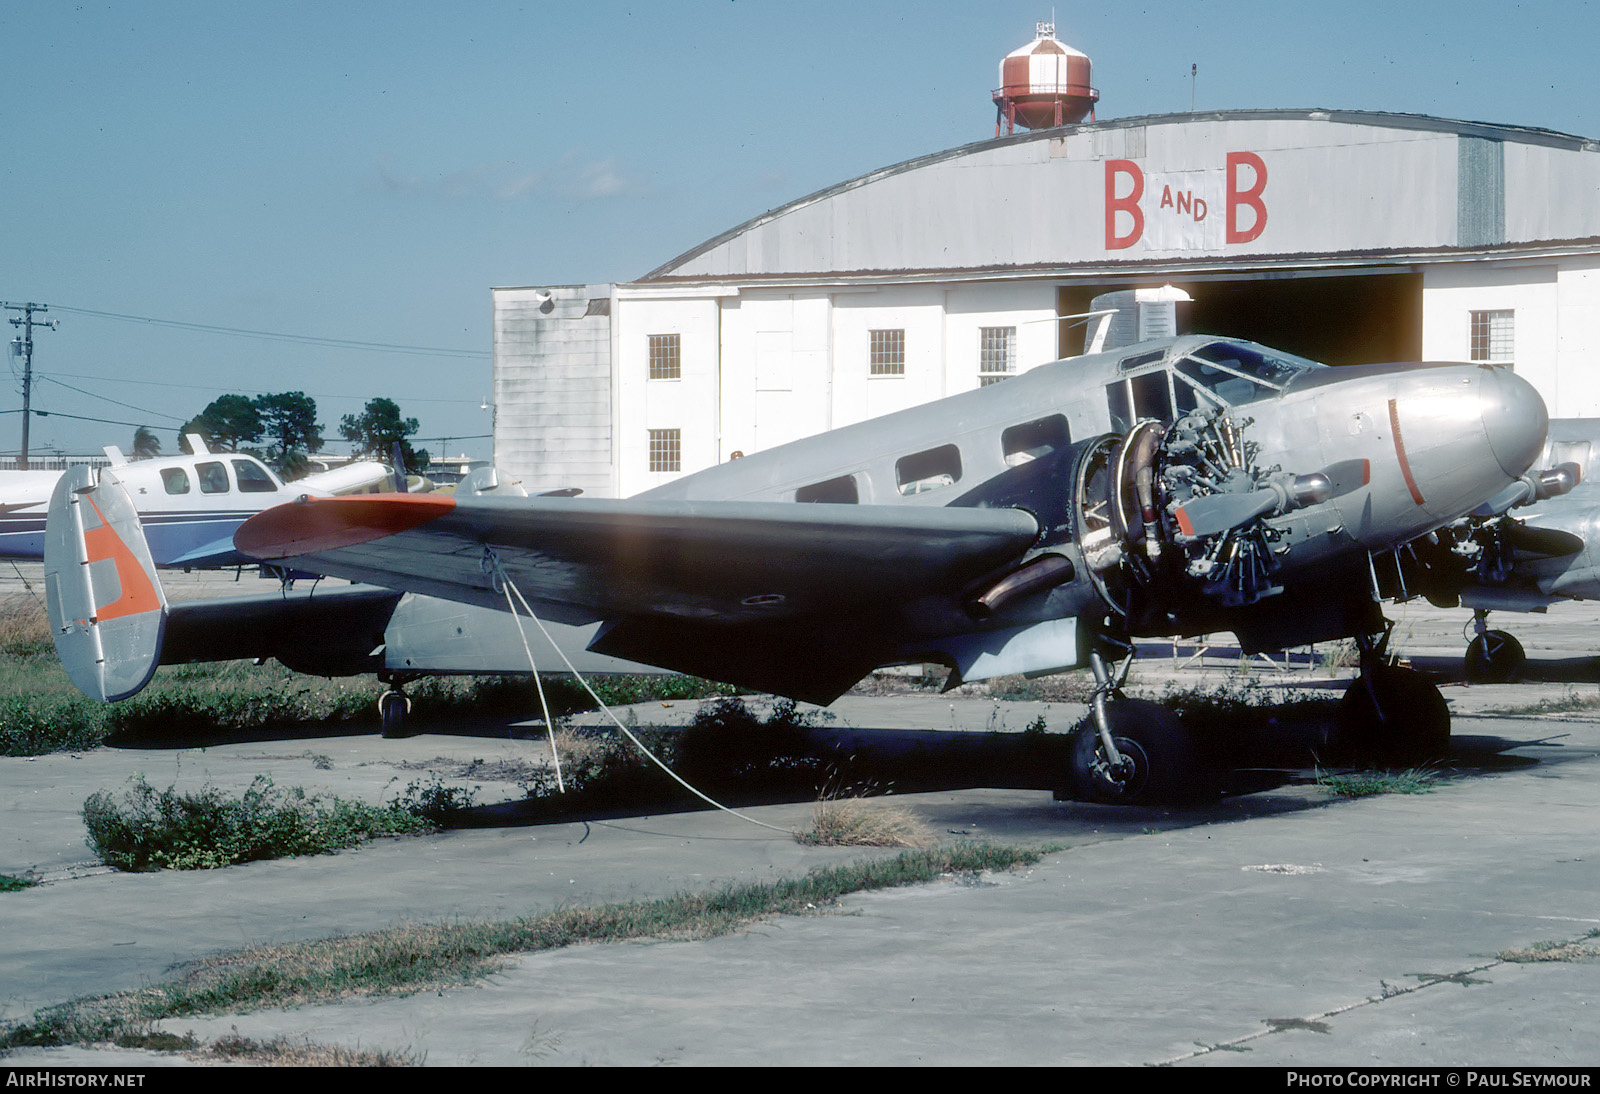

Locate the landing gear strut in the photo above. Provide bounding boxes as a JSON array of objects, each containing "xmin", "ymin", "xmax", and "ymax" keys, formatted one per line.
[
  {"xmin": 1061, "ymin": 642, "xmax": 1205, "ymax": 805},
  {"xmin": 1463, "ymin": 610, "xmax": 1526, "ymax": 684},
  {"xmin": 1336, "ymin": 623, "xmax": 1450, "ymax": 764}
]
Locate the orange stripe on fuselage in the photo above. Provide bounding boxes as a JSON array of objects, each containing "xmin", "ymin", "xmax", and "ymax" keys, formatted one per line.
[
  {"xmin": 234, "ymin": 494, "xmax": 457, "ymax": 560},
  {"xmin": 1387, "ymin": 398, "xmax": 1426, "ymax": 507},
  {"xmin": 84, "ymin": 496, "xmax": 162, "ymax": 622}
]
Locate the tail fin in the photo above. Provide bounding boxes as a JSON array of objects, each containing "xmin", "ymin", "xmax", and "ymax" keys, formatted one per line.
[{"xmin": 44, "ymin": 466, "xmax": 168, "ymax": 701}]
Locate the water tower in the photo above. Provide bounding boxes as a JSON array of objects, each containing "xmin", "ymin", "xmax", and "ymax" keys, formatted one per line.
[{"xmin": 993, "ymin": 21, "xmax": 1098, "ymax": 136}]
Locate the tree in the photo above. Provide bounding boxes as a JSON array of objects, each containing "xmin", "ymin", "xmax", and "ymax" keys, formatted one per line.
[
  {"xmin": 255, "ymin": 391, "xmax": 323, "ymax": 480},
  {"xmin": 131, "ymin": 426, "xmax": 160, "ymax": 458},
  {"xmin": 178, "ymin": 394, "xmax": 263, "ymax": 453},
  {"xmin": 339, "ymin": 397, "xmax": 429, "ymax": 473}
]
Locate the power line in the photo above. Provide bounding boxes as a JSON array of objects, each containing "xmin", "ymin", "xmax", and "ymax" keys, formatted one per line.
[{"xmin": 46, "ymin": 304, "xmax": 488, "ymax": 360}]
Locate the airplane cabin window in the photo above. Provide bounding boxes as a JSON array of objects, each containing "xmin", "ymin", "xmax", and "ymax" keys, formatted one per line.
[
  {"xmin": 1002, "ymin": 415, "xmax": 1070, "ymax": 466},
  {"xmin": 795, "ymin": 475, "xmax": 860, "ymax": 503},
  {"xmin": 160, "ymin": 468, "xmax": 190, "ymax": 495},
  {"xmin": 196, "ymin": 461, "xmax": 229, "ymax": 494},
  {"xmin": 232, "ymin": 459, "xmax": 279, "ymax": 493},
  {"xmin": 895, "ymin": 444, "xmax": 962, "ymax": 496}
]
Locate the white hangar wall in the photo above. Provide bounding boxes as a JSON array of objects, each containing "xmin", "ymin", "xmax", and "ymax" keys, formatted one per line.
[{"xmin": 492, "ymin": 110, "xmax": 1600, "ymax": 497}]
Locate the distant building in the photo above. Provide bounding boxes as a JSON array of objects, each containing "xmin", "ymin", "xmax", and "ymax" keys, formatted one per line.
[{"xmin": 493, "ymin": 109, "xmax": 1600, "ymax": 497}]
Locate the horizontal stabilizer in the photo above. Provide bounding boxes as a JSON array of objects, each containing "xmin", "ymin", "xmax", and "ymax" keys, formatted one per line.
[{"xmin": 44, "ymin": 467, "xmax": 169, "ymax": 702}]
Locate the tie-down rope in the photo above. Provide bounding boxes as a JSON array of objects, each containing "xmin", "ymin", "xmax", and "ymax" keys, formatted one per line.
[{"xmin": 486, "ymin": 549, "xmax": 793, "ymax": 835}]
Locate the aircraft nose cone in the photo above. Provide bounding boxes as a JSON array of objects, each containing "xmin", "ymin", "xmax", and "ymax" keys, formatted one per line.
[{"xmin": 1479, "ymin": 366, "xmax": 1548, "ymax": 479}]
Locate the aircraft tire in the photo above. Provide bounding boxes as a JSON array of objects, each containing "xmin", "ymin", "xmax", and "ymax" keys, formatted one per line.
[
  {"xmin": 1335, "ymin": 666, "xmax": 1450, "ymax": 764},
  {"xmin": 379, "ymin": 691, "xmax": 409, "ymax": 738},
  {"xmin": 1463, "ymin": 630, "xmax": 1525, "ymax": 685},
  {"xmin": 1067, "ymin": 699, "xmax": 1208, "ymax": 806}
]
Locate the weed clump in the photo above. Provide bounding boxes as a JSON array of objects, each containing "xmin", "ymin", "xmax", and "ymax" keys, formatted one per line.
[
  {"xmin": 82, "ymin": 775, "xmax": 434, "ymax": 871},
  {"xmin": 1313, "ymin": 766, "xmax": 1442, "ymax": 798},
  {"xmin": 798, "ymin": 798, "xmax": 932, "ymax": 847}
]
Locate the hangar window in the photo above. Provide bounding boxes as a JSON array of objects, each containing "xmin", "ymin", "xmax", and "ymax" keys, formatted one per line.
[
  {"xmin": 795, "ymin": 475, "xmax": 859, "ymax": 504},
  {"xmin": 648, "ymin": 334, "xmax": 681, "ymax": 380},
  {"xmin": 1002, "ymin": 415, "xmax": 1070, "ymax": 466},
  {"xmin": 896, "ymin": 444, "xmax": 962, "ymax": 496},
  {"xmin": 648, "ymin": 429, "xmax": 681, "ymax": 473},
  {"xmin": 978, "ymin": 327, "xmax": 1016, "ymax": 386},
  {"xmin": 870, "ymin": 329, "xmax": 905, "ymax": 376},
  {"xmin": 1470, "ymin": 310, "xmax": 1514, "ymax": 367}
]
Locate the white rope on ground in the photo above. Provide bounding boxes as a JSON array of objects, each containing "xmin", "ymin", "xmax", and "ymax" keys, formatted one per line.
[
  {"xmin": 486, "ymin": 552, "xmax": 794, "ymax": 836},
  {"xmin": 500, "ymin": 580, "xmax": 565, "ymax": 794}
]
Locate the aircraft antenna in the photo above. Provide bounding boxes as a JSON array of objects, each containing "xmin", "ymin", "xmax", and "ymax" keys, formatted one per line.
[{"xmin": 4, "ymin": 302, "xmax": 59, "ymax": 471}]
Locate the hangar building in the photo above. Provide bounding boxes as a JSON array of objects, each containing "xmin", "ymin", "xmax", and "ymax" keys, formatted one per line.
[{"xmin": 492, "ymin": 107, "xmax": 1600, "ymax": 497}]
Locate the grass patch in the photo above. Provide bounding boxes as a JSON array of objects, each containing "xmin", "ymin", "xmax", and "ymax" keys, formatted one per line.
[
  {"xmin": 1487, "ymin": 689, "xmax": 1600, "ymax": 717},
  {"xmin": 0, "ymin": 842, "xmax": 1049, "ymax": 1053},
  {"xmin": 82, "ymin": 775, "xmax": 435, "ymax": 871},
  {"xmin": 1313, "ymin": 766, "xmax": 1442, "ymax": 798},
  {"xmin": 0, "ymin": 874, "xmax": 38, "ymax": 892},
  {"xmin": 798, "ymin": 797, "xmax": 934, "ymax": 847},
  {"xmin": 197, "ymin": 1031, "xmax": 422, "ymax": 1066},
  {"xmin": 1498, "ymin": 929, "xmax": 1600, "ymax": 963}
]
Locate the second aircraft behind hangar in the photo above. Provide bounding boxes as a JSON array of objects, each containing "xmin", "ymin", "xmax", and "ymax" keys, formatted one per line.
[{"xmin": 56, "ymin": 336, "xmax": 1561, "ymax": 804}]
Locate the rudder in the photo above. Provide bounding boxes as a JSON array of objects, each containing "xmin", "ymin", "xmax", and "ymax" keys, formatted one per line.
[{"xmin": 44, "ymin": 466, "xmax": 168, "ymax": 701}]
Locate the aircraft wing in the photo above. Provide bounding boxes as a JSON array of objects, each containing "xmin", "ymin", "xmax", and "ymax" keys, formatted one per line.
[{"xmin": 235, "ymin": 494, "xmax": 1042, "ymax": 701}]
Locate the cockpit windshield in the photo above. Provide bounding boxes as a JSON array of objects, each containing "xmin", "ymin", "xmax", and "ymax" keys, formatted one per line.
[{"xmin": 1174, "ymin": 341, "xmax": 1321, "ymax": 405}]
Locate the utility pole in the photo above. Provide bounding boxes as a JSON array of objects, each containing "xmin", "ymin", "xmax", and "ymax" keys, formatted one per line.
[{"xmin": 4, "ymin": 302, "xmax": 57, "ymax": 471}]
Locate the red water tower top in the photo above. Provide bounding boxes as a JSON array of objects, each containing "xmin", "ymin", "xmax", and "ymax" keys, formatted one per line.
[{"xmin": 993, "ymin": 21, "xmax": 1098, "ymax": 136}]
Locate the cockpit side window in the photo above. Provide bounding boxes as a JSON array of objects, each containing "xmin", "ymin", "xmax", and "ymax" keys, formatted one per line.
[
  {"xmin": 1190, "ymin": 342, "xmax": 1316, "ymax": 388},
  {"xmin": 232, "ymin": 459, "xmax": 278, "ymax": 494},
  {"xmin": 196, "ymin": 461, "xmax": 229, "ymax": 494},
  {"xmin": 1107, "ymin": 372, "xmax": 1175, "ymax": 430},
  {"xmin": 1175, "ymin": 357, "xmax": 1275, "ymax": 406},
  {"xmin": 160, "ymin": 468, "xmax": 190, "ymax": 495}
]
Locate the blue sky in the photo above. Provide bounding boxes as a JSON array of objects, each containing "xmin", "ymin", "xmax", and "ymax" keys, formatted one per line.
[{"xmin": 3, "ymin": 0, "xmax": 1596, "ymax": 463}]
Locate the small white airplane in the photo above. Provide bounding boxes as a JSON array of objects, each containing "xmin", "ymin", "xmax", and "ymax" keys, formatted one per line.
[
  {"xmin": 46, "ymin": 335, "xmax": 1565, "ymax": 806},
  {"xmin": 0, "ymin": 436, "xmax": 389, "ymax": 568}
]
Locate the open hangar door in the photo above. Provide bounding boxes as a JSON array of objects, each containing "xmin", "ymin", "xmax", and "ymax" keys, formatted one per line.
[{"xmin": 1058, "ymin": 270, "xmax": 1422, "ymax": 366}]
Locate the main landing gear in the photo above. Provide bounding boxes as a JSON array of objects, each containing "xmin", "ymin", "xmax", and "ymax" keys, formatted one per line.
[
  {"xmin": 377, "ymin": 672, "xmax": 416, "ymax": 738},
  {"xmin": 1335, "ymin": 623, "xmax": 1450, "ymax": 764},
  {"xmin": 1463, "ymin": 610, "xmax": 1526, "ymax": 684},
  {"xmin": 1059, "ymin": 643, "xmax": 1207, "ymax": 806}
]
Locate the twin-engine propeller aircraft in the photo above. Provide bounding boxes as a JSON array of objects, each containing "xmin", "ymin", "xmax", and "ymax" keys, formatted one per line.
[
  {"xmin": 5, "ymin": 437, "xmax": 388, "ymax": 568},
  {"xmin": 1398, "ymin": 418, "xmax": 1596, "ymax": 682},
  {"xmin": 49, "ymin": 336, "xmax": 1555, "ymax": 803}
]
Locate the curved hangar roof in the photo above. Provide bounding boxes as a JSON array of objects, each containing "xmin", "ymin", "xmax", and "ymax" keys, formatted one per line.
[{"xmin": 641, "ymin": 109, "xmax": 1600, "ymax": 283}]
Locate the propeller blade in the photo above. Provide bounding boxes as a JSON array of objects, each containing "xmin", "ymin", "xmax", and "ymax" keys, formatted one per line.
[{"xmin": 1173, "ymin": 488, "xmax": 1278, "ymax": 539}]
